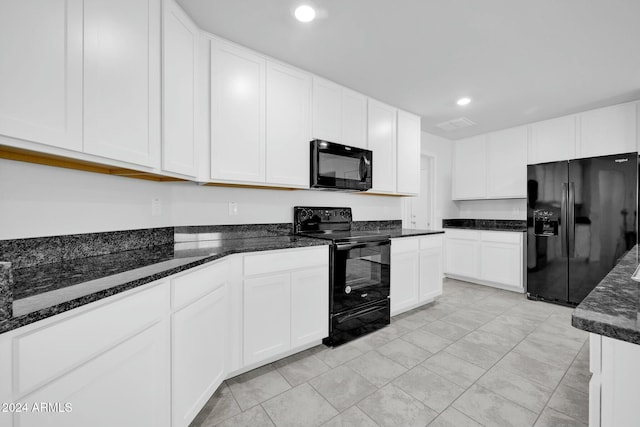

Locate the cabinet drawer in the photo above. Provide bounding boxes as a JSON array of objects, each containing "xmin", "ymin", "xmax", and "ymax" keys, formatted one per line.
[
  {"xmin": 14, "ymin": 281, "xmax": 168, "ymax": 395},
  {"xmin": 243, "ymin": 246, "xmax": 328, "ymax": 276},
  {"xmin": 480, "ymin": 231, "xmax": 522, "ymax": 244},
  {"xmin": 171, "ymin": 260, "xmax": 227, "ymax": 310},
  {"xmin": 444, "ymin": 229, "xmax": 481, "ymax": 240},
  {"xmin": 391, "ymin": 237, "xmax": 419, "ymax": 254},
  {"xmin": 420, "ymin": 235, "xmax": 443, "ymax": 250}
]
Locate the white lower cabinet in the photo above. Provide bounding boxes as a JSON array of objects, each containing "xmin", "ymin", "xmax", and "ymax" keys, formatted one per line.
[
  {"xmin": 590, "ymin": 333, "xmax": 640, "ymax": 427},
  {"xmin": 291, "ymin": 267, "xmax": 329, "ymax": 347},
  {"xmin": 170, "ymin": 261, "xmax": 229, "ymax": 427},
  {"xmin": 390, "ymin": 235, "xmax": 443, "ymax": 316},
  {"xmin": 7, "ymin": 281, "xmax": 171, "ymax": 427},
  {"xmin": 242, "ymin": 246, "xmax": 329, "ymax": 367},
  {"xmin": 419, "ymin": 237, "xmax": 444, "ymax": 302},
  {"xmin": 0, "ymin": 246, "xmax": 329, "ymax": 427},
  {"xmin": 444, "ymin": 229, "xmax": 524, "ymax": 292},
  {"xmin": 243, "ymin": 273, "xmax": 292, "ymax": 365},
  {"xmin": 444, "ymin": 230, "xmax": 481, "ymax": 278},
  {"xmin": 17, "ymin": 321, "xmax": 169, "ymax": 427},
  {"xmin": 390, "ymin": 239, "xmax": 420, "ymax": 315}
]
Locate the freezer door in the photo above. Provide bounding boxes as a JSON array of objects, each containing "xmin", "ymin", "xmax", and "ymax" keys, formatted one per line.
[
  {"xmin": 527, "ymin": 162, "xmax": 569, "ymax": 302},
  {"xmin": 567, "ymin": 153, "xmax": 638, "ymax": 304}
]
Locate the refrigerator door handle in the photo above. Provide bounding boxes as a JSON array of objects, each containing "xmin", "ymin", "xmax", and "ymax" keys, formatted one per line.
[
  {"xmin": 568, "ymin": 182, "xmax": 576, "ymax": 258},
  {"xmin": 561, "ymin": 183, "xmax": 568, "ymax": 258}
]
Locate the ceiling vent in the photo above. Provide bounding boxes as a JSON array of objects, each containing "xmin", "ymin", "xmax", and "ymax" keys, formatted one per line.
[{"xmin": 435, "ymin": 117, "xmax": 477, "ymax": 131}]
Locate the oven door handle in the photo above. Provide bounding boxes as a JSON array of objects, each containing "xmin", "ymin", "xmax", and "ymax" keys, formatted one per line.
[
  {"xmin": 335, "ymin": 240, "xmax": 390, "ymax": 251},
  {"xmin": 336, "ymin": 303, "xmax": 388, "ymax": 324}
]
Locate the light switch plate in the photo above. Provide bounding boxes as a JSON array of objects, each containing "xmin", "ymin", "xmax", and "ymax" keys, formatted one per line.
[
  {"xmin": 228, "ymin": 202, "xmax": 238, "ymax": 216},
  {"xmin": 151, "ymin": 198, "xmax": 162, "ymax": 217}
]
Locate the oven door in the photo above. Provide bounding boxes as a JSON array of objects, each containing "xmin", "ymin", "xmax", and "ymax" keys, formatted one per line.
[
  {"xmin": 331, "ymin": 239, "xmax": 390, "ymax": 315},
  {"xmin": 311, "ymin": 140, "xmax": 372, "ymax": 191}
]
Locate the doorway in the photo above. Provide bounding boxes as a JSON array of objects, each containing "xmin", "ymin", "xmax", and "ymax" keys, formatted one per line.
[{"xmin": 403, "ymin": 154, "xmax": 435, "ymax": 229}]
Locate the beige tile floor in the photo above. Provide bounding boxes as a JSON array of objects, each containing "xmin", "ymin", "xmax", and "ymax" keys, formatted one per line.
[{"xmin": 191, "ymin": 279, "xmax": 590, "ymax": 427}]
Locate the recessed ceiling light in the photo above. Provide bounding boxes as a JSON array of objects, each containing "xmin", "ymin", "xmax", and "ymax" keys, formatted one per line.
[
  {"xmin": 294, "ymin": 5, "xmax": 316, "ymax": 22},
  {"xmin": 456, "ymin": 97, "xmax": 471, "ymax": 106}
]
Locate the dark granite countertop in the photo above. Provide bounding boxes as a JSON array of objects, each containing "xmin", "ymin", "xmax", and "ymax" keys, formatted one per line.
[
  {"xmin": 442, "ymin": 218, "xmax": 527, "ymax": 232},
  {"xmin": 0, "ymin": 220, "xmax": 435, "ymax": 335},
  {"xmin": 0, "ymin": 231, "xmax": 328, "ymax": 334},
  {"xmin": 350, "ymin": 220, "xmax": 444, "ymax": 238},
  {"xmin": 572, "ymin": 245, "xmax": 640, "ymax": 345},
  {"xmin": 388, "ymin": 229, "xmax": 445, "ymax": 238}
]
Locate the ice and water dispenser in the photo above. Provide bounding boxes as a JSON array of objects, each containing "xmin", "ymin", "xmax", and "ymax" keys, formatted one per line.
[{"xmin": 533, "ymin": 209, "xmax": 559, "ymax": 236}]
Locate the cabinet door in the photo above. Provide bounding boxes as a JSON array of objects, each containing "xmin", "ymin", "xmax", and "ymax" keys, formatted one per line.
[
  {"xmin": 480, "ymin": 242, "xmax": 522, "ymax": 288},
  {"xmin": 368, "ymin": 99, "xmax": 397, "ymax": 193},
  {"xmin": 211, "ymin": 40, "xmax": 265, "ymax": 182},
  {"xmin": 390, "ymin": 250, "xmax": 420, "ymax": 315},
  {"xmin": 162, "ymin": 0, "xmax": 198, "ymax": 177},
  {"xmin": 291, "ymin": 267, "xmax": 329, "ymax": 348},
  {"xmin": 244, "ymin": 274, "xmax": 291, "ymax": 365},
  {"xmin": 17, "ymin": 321, "xmax": 170, "ymax": 427},
  {"xmin": 452, "ymin": 135, "xmax": 486, "ymax": 199},
  {"xmin": 0, "ymin": 0, "xmax": 82, "ymax": 151},
  {"xmin": 312, "ymin": 78, "xmax": 342, "ymax": 143},
  {"xmin": 444, "ymin": 236, "xmax": 480, "ymax": 278},
  {"xmin": 266, "ymin": 62, "xmax": 311, "ymax": 187},
  {"xmin": 601, "ymin": 336, "xmax": 640, "ymax": 427},
  {"xmin": 528, "ymin": 115, "xmax": 576, "ymax": 164},
  {"xmin": 172, "ymin": 284, "xmax": 227, "ymax": 427},
  {"xmin": 579, "ymin": 103, "xmax": 637, "ymax": 158},
  {"xmin": 84, "ymin": 0, "xmax": 161, "ymax": 167},
  {"xmin": 397, "ymin": 111, "xmax": 421, "ymax": 195},
  {"xmin": 342, "ymin": 89, "xmax": 368, "ymax": 149},
  {"xmin": 419, "ymin": 246, "xmax": 443, "ymax": 302},
  {"xmin": 486, "ymin": 126, "xmax": 527, "ymax": 198}
]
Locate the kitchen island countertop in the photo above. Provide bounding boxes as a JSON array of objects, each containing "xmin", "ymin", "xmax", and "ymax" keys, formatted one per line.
[{"xmin": 572, "ymin": 245, "xmax": 640, "ymax": 345}]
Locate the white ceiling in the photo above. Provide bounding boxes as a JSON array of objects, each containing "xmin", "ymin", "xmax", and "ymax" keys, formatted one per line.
[{"xmin": 176, "ymin": 0, "xmax": 640, "ymax": 140}]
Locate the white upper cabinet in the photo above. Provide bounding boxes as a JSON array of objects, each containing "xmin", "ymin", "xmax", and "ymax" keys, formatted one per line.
[
  {"xmin": 486, "ymin": 126, "xmax": 527, "ymax": 198},
  {"xmin": 341, "ymin": 89, "xmax": 368, "ymax": 149},
  {"xmin": 578, "ymin": 102, "xmax": 637, "ymax": 158},
  {"xmin": 368, "ymin": 99, "xmax": 397, "ymax": 193},
  {"xmin": 529, "ymin": 102, "xmax": 638, "ymax": 164},
  {"xmin": 162, "ymin": 0, "xmax": 198, "ymax": 178},
  {"xmin": 83, "ymin": 0, "xmax": 161, "ymax": 168},
  {"xmin": 312, "ymin": 78, "xmax": 342, "ymax": 143},
  {"xmin": 312, "ymin": 78, "xmax": 368, "ymax": 149},
  {"xmin": 452, "ymin": 135, "xmax": 486, "ymax": 200},
  {"xmin": 397, "ymin": 111, "xmax": 421, "ymax": 195},
  {"xmin": 266, "ymin": 61, "xmax": 311, "ymax": 187},
  {"xmin": 0, "ymin": 0, "xmax": 83, "ymax": 151},
  {"xmin": 528, "ymin": 115, "xmax": 576, "ymax": 164},
  {"xmin": 210, "ymin": 40, "xmax": 266, "ymax": 183}
]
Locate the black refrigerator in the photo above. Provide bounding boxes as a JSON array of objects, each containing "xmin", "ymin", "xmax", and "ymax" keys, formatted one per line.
[{"xmin": 527, "ymin": 152, "xmax": 638, "ymax": 306}]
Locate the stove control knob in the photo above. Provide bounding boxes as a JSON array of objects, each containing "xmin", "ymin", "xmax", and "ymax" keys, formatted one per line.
[{"xmin": 345, "ymin": 286, "xmax": 352, "ymax": 294}]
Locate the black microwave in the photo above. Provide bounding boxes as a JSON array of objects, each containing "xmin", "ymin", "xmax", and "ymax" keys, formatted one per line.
[{"xmin": 310, "ymin": 140, "xmax": 372, "ymax": 191}]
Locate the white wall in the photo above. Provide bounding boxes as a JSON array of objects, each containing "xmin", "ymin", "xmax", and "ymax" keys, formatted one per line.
[
  {"xmin": 420, "ymin": 132, "xmax": 459, "ymax": 227},
  {"xmin": 0, "ymin": 159, "xmax": 402, "ymax": 239},
  {"xmin": 457, "ymin": 199, "xmax": 527, "ymax": 220}
]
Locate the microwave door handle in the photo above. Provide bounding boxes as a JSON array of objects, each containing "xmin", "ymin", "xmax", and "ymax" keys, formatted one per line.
[{"xmin": 359, "ymin": 156, "xmax": 368, "ymax": 182}]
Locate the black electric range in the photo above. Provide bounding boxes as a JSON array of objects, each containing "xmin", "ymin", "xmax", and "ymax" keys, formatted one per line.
[{"xmin": 294, "ymin": 207, "xmax": 391, "ymax": 346}]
